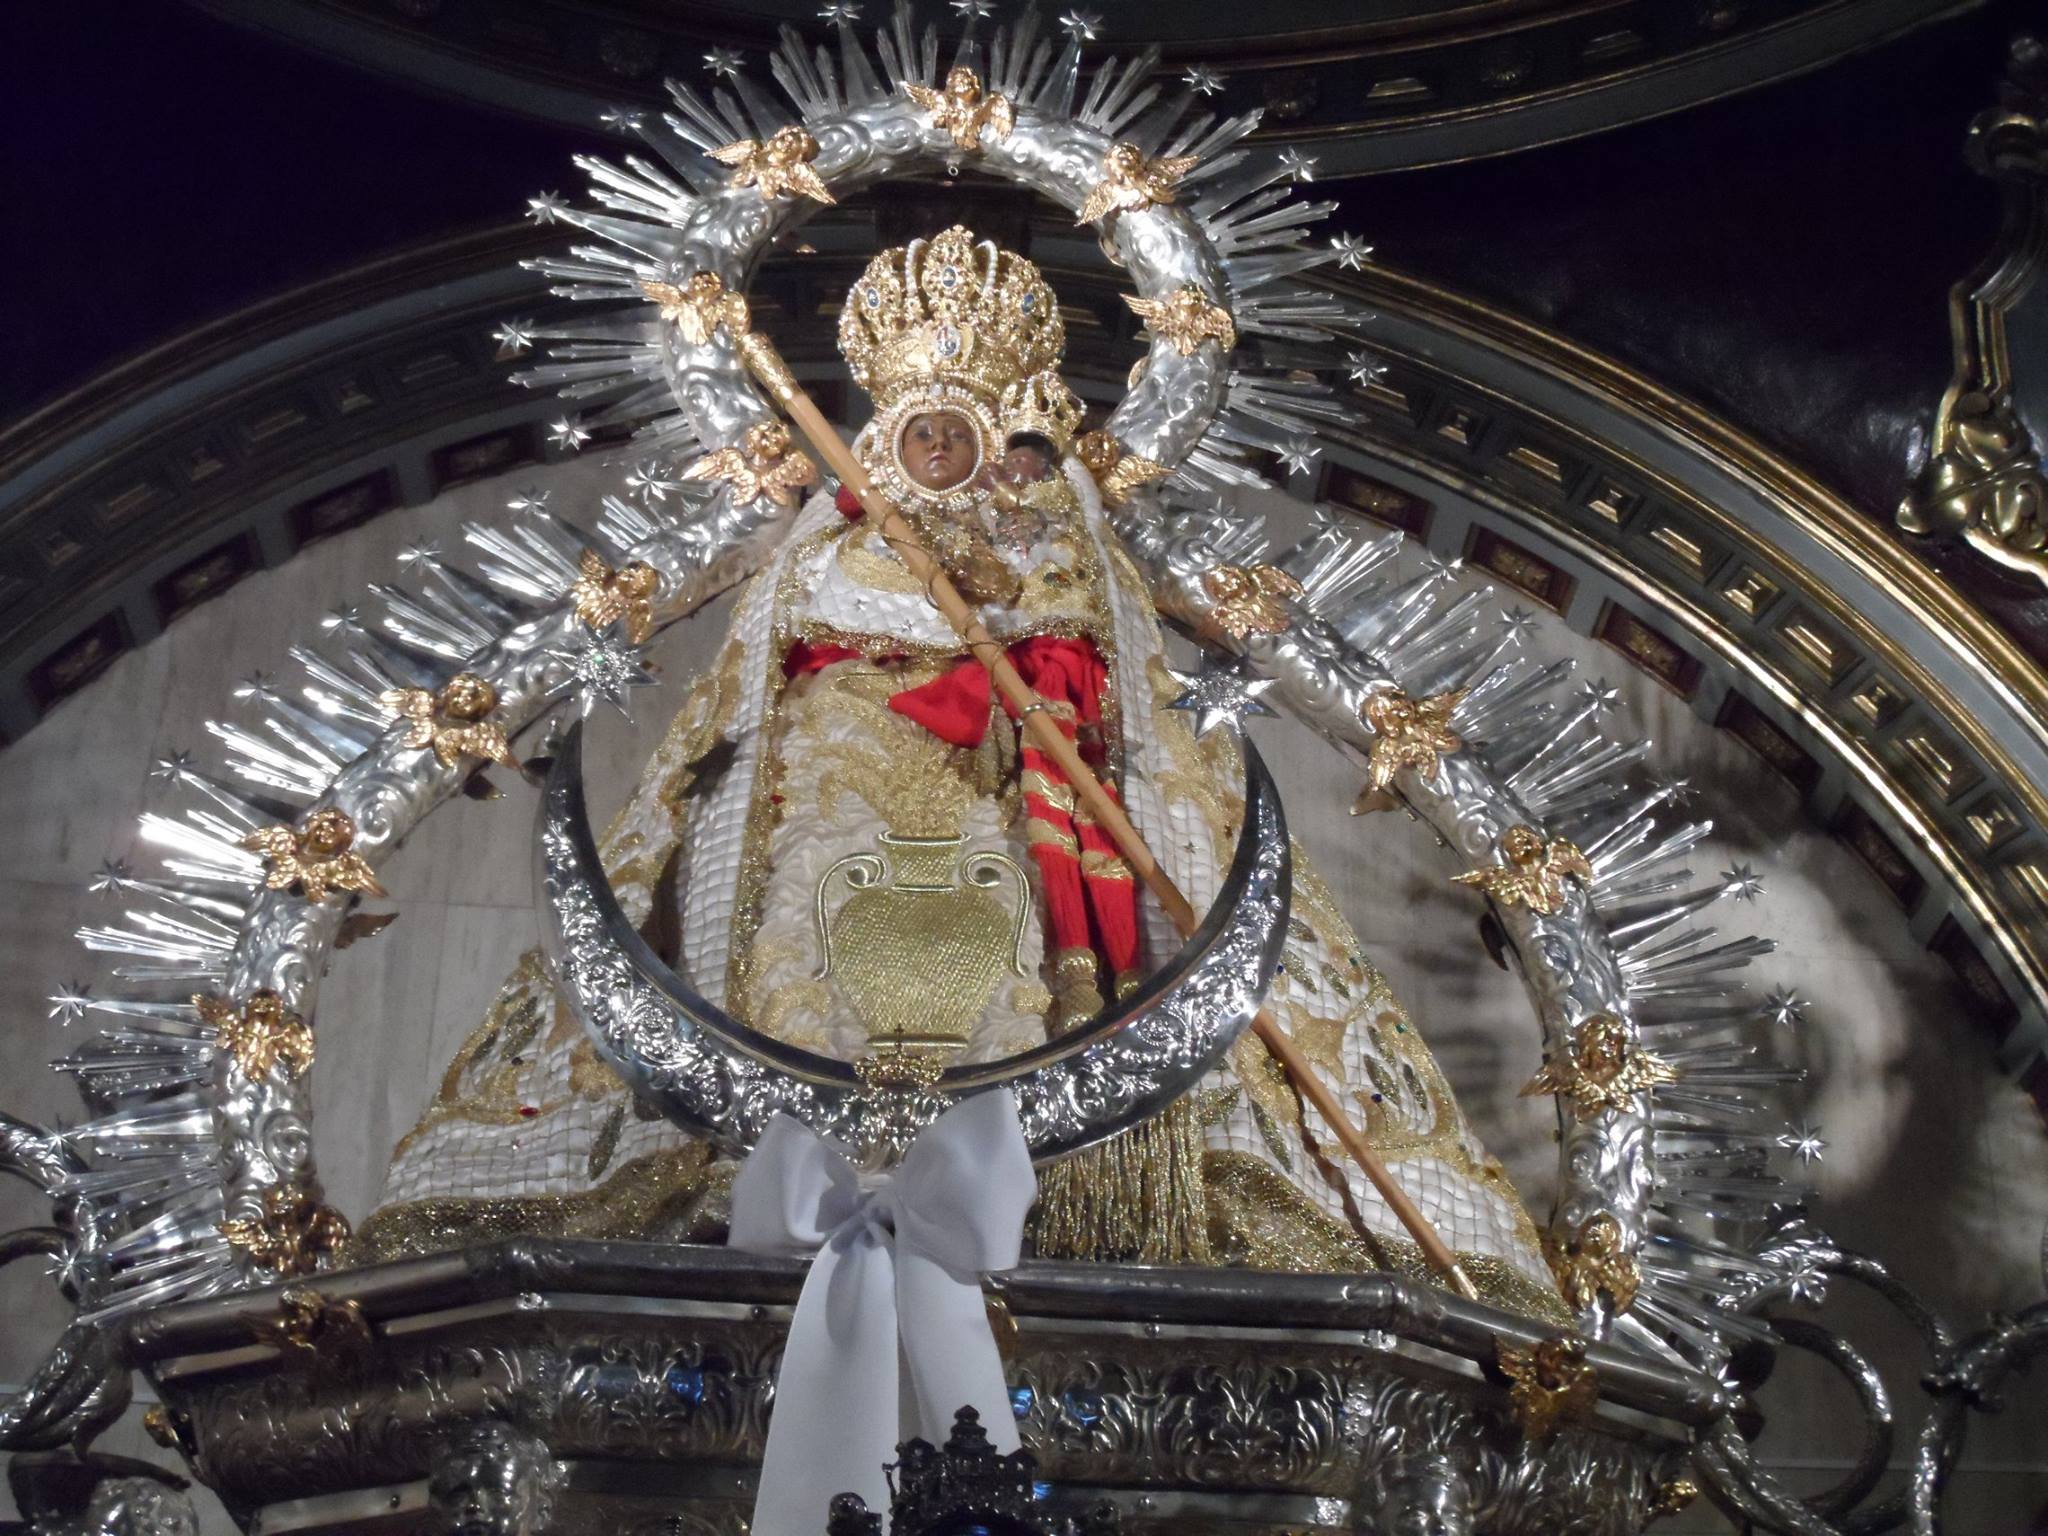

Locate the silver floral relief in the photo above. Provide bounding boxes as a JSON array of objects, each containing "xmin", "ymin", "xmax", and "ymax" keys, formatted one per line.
[{"xmin": 153, "ymin": 1292, "xmax": 1691, "ymax": 1533}]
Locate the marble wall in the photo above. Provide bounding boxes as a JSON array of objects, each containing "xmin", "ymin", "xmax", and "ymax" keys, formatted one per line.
[{"xmin": 2, "ymin": 451, "xmax": 2044, "ymax": 1532}]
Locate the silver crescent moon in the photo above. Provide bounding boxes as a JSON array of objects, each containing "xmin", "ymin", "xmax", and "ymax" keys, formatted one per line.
[{"xmin": 535, "ymin": 721, "xmax": 1289, "ymax": 1163}]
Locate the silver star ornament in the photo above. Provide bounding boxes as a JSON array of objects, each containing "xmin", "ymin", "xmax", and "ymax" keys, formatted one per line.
[
  {"xmin": 1721, "ymin": 862, "xmax": 1765, "ymax": 902},
  {"xmin": 1166, "ymin": 657, "xmax": 1277, "ymax": 738},
  {"xmin": 1329, "ymin": 232, "xmax": 1375, "ymax": 270},
  {"xmin": 550, "ymin": 631, "xmax": 658, "ymax": 721}
]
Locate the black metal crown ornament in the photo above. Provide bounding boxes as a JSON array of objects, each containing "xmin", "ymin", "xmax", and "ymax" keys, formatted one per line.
[{"xmin": 824, "ymin": 1407, "xmax": 1120, "ymax": 1536}]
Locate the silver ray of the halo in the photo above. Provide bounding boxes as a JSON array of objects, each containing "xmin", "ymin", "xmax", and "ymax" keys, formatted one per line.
[
  {"xmin": 536, "ymin": 720, "xmax": 1289, "ymax": 1163},
  {"xmin": 35, "ymin": 2, "xmax": 1813, "ymax": 1381}
]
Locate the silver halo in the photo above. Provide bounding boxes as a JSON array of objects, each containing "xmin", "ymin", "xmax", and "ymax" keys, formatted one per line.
[{"xmin": 536, "ymin": 721, "xmax": 1289, "ymax": 1161}]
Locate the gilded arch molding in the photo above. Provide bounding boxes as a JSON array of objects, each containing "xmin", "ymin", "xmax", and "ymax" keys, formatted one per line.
[{"xmin": 1307, "ymin": 266, "xmax": 2048, "ymax": 1074}]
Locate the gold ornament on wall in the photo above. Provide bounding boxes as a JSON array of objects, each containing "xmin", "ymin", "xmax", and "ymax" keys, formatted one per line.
[
  {"xmin": 1123, "ymin": 283, "xmax": 1236, "ymax": 357},
  {"xmin": 1543, "ymin": 1211, "xmax": 1640, "ymax": 1313},
  {"xmin": 640, "ymin": 271, "xmax": 751, "ymax": 345},
  {"xmin": 683, "ymin": 421, "xmax": 819, "ymax": 510},
  {"xmin": 1361, "ymin": 686, "xmax": 1466, "ymax": 793},
  {"xmin": 1520, "ymin": 1013, "xmax": 1679, "ymax": 1118},
  {"xmin": 905, "ymin": 67, "xmax": 1015, "ymax": 152},
  {"xmin": 708, "ymin": 124, "xmax": 836, "ymax": 204},
  {"xmin": 219, "ymin": 1182, "xmax": 352, "ymax": 1276},
  {"xmin": 572, "ymin": 549, "xmax": 660, "ymax": 645},
  {"xmin": 1495, "ymin": 1334, "xmax": 1598, "ymax": 1440},
  {"xmin": 1896, "ymin": 37, "xmax": 2048, "ymax": 587},
  {"xmin": 242, "ymin": 809, "xmax": 385, "ymax": 902},
  {"xmin": 195, "ymin": 989, "xmax": 314, "ymax": 1080},
  {"xmin": 1453, "ymin": 823, "xmax": 1592, "ymax": 915},
  {"xmin": 1077, "ymin": 141, "xmax": 1198, "ymax": 224},
  {"xmin": 381, "ymin": 672, "xmax": 520, "ymax": 770},
  {"xmin": 1202, "ymin": 563, "xmax": 1303, "ymax": 640},
  {"xmin": 1074, "ymin": 430, "xmax": 1170, "ymax": 507}
]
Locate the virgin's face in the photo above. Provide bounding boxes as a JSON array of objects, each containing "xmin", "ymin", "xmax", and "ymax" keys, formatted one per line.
[{"xmin": 899, "ymin": 411, "xmax": 979, "ymax": 491}]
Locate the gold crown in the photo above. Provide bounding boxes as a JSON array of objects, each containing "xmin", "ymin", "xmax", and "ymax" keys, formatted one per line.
[
  {"xmin": 839, "ymin": 226, "xmax": 1064, "ymax": 410},
  {"xmin": 999, "ymin": 370, "xmax": 1083, "ymax": 452}
]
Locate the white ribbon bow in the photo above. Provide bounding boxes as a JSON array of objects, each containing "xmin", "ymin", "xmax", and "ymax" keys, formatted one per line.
[{"xmin": 729, "ymin": 1089, "xmax": 1038, "ymax": 1536}]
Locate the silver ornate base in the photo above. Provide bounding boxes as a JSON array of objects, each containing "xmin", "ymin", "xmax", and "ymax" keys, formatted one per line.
[{"xmin": 123, "ymin": 1242, "xmax": 1716, "ymax": 1535}]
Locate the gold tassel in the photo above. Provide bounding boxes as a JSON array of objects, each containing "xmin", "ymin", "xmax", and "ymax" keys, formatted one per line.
[{"xmin": 1031, "ymin": 1096, "xmax": 1212, "ymax": 1264}]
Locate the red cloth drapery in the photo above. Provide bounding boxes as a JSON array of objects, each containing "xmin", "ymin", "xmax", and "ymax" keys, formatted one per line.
[{"xmin": 786, "ymin": 634, "xmax": 1138, "ymax": 993}]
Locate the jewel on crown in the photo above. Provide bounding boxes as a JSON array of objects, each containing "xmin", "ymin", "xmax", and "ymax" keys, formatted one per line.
[{"xmin": 838, "ymin": 225, "xmax": 1065, "ymax": 410}]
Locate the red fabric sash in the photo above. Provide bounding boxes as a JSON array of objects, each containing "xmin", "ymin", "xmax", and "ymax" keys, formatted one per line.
[
  {"xmin": 782, "ymin": 634, "xmax": 1139, "ymax": 996},
  {"xmin": 887, "ymin": 637, "xmax": 1137, "ymax": 986}
]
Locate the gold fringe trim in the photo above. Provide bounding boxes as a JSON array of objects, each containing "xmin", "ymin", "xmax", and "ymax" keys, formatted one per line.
[
  {"xmin": 1032, "ymin": 1097, "xmax": 1213, "ymax": 1264},
  {"xmin": 1204, "ymin": 1151, "xmax": 1574, "ymax": 1328},
  {"xmin": 350, "ymin": 1147, "xmax": 722, "ymax": 1266}
]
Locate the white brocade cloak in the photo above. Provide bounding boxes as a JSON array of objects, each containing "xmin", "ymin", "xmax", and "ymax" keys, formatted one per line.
[{"xmin": 366, "ymin": 460, "xmax": 1567, "ymax": 1323}]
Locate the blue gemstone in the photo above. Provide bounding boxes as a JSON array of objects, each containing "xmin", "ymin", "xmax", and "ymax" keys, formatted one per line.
[
  {"xmin": 1010, "ymin": 1385, "xmax": 1035, "ymax": 1418},
  {"xmin": 1032, "ymin": 1482, "xmax": 1054, "ymax": 1502},
  {"xmin": 665, "ymin": 1364, "xmax": 705, "ymax": 1408},
  {"xmin": 1063, "ymin": 1388, "xmax": 1103, "ymax": 1426}
]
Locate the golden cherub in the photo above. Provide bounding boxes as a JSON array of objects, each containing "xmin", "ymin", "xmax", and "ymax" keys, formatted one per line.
[
  {"xmin": 1077, "ymin": 141, "xmax": 1199, "ymax": 224},
  {"xmin": 1202, "ymin": 563, "xmax": 1302, "ymax": 641},
  {"xmin": 195, "ymin": 989, "xmax": 315, "ymax": 1080},
  {"xmin": 708, "ymin": 124, "xmax": 836, "ymax": 205},
  {"xmin": 242, "ymin": 808, "xmax": 386, "ymax": 902},
  {"xmin": 1494, "ymin": 1335, "xmax": 1598, "ymax": 1440},
  {"xmin": 1520, "ymin": 1013, "xmax": 1679, "ymax": 1118},
  {"xmin": 905, "ymin": 67, "xmax": 1015, "ymax": 152},
  {"xmin": 380, "ymin": 672, "xmax": 520, "ymax": 771},
  {"xmin": 1453, "ymin": 823, "xmax": 1593, "ymax": 916},
  {"xmin": 246, "ymin": 1286, "xmax": 374, "ymax": 1372},
  {"xmin": 639, "ymin": 271, "xmax": 751, "ymax": 346},
  {"xmin": 1074, "ymin": 430, "xmax": 1170, "ymax": 507},
  {"xmin": 682, "ymin": 421, "xmax": 819, "ymax": 510},
  {"xmin": 1361, "ymin": 686, "xmax": 1465, "ymax": 793},
  {"xmin": 220, "ymin": 1182, "xmax": 352, "ymax": 1277},
  {"xmin": 571, "ymin": 549, "xmax": 660, "ymax": 644},
  {"xmin": 1122, "ymin": 284, "xmax": 1236, "ymax": 357},
  {"xmin": 1543, "ymin": 1212, "xmax": 1639, "ymax": 1313}
]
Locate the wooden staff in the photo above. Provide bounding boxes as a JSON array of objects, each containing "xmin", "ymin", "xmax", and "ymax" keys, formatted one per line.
[{"xmin": 732, "ymin": 329, "xmax": 1481, "ymax": 1303}]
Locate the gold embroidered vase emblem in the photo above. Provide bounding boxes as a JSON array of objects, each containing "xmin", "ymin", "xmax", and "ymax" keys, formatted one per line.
[{"xmin": 814, "ymin": 834, "xmax": 1030, "ymax": 1053}]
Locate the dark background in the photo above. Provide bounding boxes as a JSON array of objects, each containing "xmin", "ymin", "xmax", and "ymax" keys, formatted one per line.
[{"xmin": 1, "ymin": 0, "xmax": 2029, "ymax": 524}]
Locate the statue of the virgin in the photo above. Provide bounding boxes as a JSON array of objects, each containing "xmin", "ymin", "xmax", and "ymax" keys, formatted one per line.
[{"xmin": 359, "ymin": 225, "xmax": 1566, "ymax": 1324}]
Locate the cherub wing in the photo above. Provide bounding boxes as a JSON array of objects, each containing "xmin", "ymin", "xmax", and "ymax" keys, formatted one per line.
[
  {"xmin": 1142, "ymin": 153, "xmax": 1200, "ymax": 198},
  {"xmin": 1418, "ymin": 690, "xmax": 1465, "ymax": 735},
  {"xmin": 240, "ymin": 826, "xmax": 300, "ymax": 864},
  {"xmin": 1611, "ymin": 1052, "xmax": 1679, "ymax": 1095},
  {"xmin": 1551, "ymin": 841, "xmax": 1596, "ymax": 883},
  {"xmin": 378, "ymin": 687, "xmax": 437, "ymax": 748},
  {"xmin": 903, "ymin": 81, "xmax": 942, "ymax": 112},
  {"xmin": 438, "ymin": 722, "xmax": 518, "ymax": 770},
  {"xmin": 762, "ymin": 453, "xmax": 817, "ymax": 505},
  {"xmin": 1076, "ymin": 182, "xmax": 1128, "ymax": 224},
  {"xmin": 1122, "ymin": 293, "xmax": 1165, "ymax": 325},
  {"xmin": 681, "ymin": 446, "xmax": 747, "ymax": 484},
  {"xmin": 985, "ymin": 94, "xmax": 1015, "ymax": 139},
  {"xmin": 706, "ymin": 138, "xmax": 760, "ymax": 169},
  {"xmin": 786, "ymin": 163, "xmax": 837, "ymax": 205}
]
